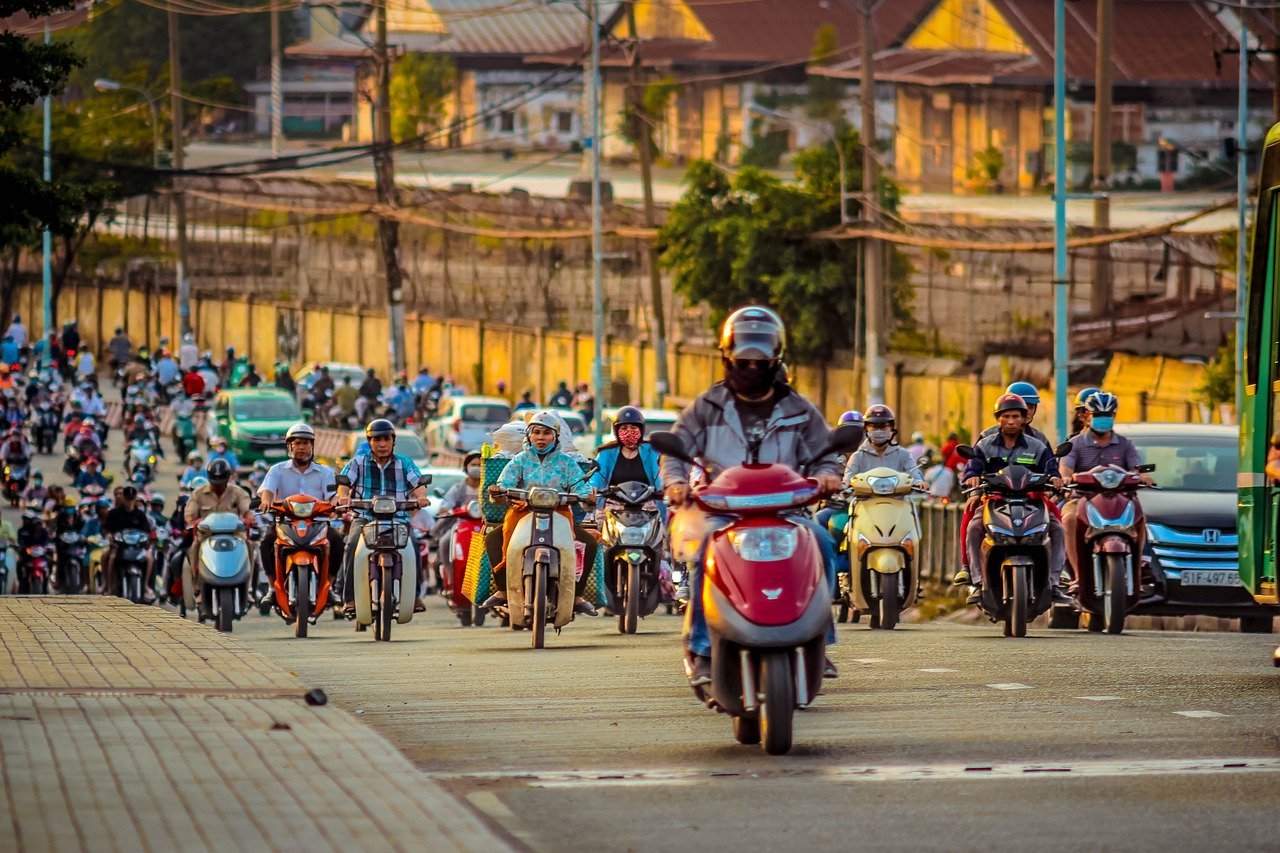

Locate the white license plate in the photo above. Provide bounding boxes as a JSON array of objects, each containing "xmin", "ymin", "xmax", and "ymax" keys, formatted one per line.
[{"xmin": 1180, "ymin": 570, "xmax": 1242, "ymax": 587}]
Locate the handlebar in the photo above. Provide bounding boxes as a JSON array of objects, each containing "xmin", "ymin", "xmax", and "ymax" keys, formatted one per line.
[
  {"xmin": 345, "ymin": 498, "xmax": 421, "ymax": 513},
  {"xmin": 496, "ymin": 487, "xmax": 584, "ymax": 507}
]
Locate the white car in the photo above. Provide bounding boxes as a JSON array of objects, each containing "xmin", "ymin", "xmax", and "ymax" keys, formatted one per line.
[{"xmin": 424, "ymin": 396, "xmax": 512, "ymax": 455}]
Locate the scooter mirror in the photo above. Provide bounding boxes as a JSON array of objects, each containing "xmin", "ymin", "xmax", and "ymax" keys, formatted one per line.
[
  {"xmin": 648, "ymin": 431, "xmax": 693, "ymax": 464},
  {"xmin": 334, "ymin": 474, "xmax": 351, "ymax": 488},
  {"xmin": 826, "ymin": 423, "xmax": 865, "ymax": 455},
  {"xmin": 1054, "ymin": 441, "xmax": 1073, "ymax": 458},
  {"xmin": 954, "ymin": 444, "xmax": 975, "ymax": 460},
  {"xmin": 1137, "ymin": 463, "xmax": 1156, "ymax": 473}
]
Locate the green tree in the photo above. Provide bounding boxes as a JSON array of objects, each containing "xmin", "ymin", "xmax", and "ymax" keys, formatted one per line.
[
  {"xmin": 389, "ymin": 53, "xmax": 456, "ymax": 145},
  {"xmin": 660, "ymin": 128, "xmax": 912, "ymax": 363},
  {"xmin": 1198, "ymin": 333, "xmax": 1235, "ymax": 408},
  {"xmin": 805, "ymin": 23, "xmax": 845, "ymax": 125},
  {"xmin": 618, "ymin": 75, "xmax": 679, "ymax": 156}
]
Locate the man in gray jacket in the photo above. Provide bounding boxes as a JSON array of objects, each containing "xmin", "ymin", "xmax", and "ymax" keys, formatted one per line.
[{"xmin": 660, "ymin": 306, "xmax": 844, "ymax": 685}]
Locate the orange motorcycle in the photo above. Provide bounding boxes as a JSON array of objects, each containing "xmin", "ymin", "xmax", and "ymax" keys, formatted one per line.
[{"xmin": 269, "ymin": 493, "xmax": 336, "ymax": 638}]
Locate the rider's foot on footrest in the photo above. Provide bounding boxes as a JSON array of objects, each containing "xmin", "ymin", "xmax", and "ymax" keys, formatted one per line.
[
  {"xmin": 689, "ymin": 654, "xmax": 712, "ymax": 687},
  {"xmin": 823, "ymin": 656, "xmax": 838, "ymax": 679},
  {"xmin": 953, "ymin": 569, "xmax": 971, "ymax": 585},
  {"xmin": 966, "ymin": 585, "xmax": 982, "ymax": 605},
  {"xmin": 573, "ymin": 597, "xmax": 597, "ymax": 616}
]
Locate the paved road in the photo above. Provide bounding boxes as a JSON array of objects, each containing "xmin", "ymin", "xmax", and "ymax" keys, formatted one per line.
[{"xmin": 233, "ymin": 600, "xmax": 1280, "ymax": 852}]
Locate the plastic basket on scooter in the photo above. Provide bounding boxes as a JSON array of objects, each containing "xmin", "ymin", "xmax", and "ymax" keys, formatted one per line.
[
  {"xmin": 460, "ymin": 527, "xmax": 491, "ymax": 605},
  {"xmin": 478, "ymin": 445, "xmax": 511, "ymax": 524},
  {"xmin": 581, "ymin": 545, "xmax": 607, "ymax": 607}
]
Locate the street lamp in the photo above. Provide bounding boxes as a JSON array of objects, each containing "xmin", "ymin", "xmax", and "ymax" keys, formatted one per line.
[{"xmin": 94, "ymin": 78, "xmax": 162, "ymax": 170}]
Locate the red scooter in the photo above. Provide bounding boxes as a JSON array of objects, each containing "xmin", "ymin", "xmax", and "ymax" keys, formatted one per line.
[
  {"xmin": 650, "ymin": 424, "xmax": 862, "ymax": 756},
  {"xmin": 1064, "ymin": 462, "xmax": 1156, "ymax": 635},
  {"xmin": 438, "ymin": 501, "xmax": 486, "ymax": 627}
]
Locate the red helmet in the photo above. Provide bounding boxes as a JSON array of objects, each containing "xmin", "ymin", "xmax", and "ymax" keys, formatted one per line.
[{"xmin": 993, "ymin": 393, "xmax": 1028, "ymax": 416}]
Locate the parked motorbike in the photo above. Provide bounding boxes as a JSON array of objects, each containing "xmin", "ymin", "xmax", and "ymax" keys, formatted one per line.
[
  {"xmin": 844, "ymin": 467, "xmax": 922, "ymax": 629},
  {"xmin": 267, "ymin": 494, "xmax": 336, "ymax": 638},
  {"xmin": 1062, "ymin": 461, "xmax": 1156, "ymax": 635},
  {"xmin": 187, "ymin": 512, "xmax": 252, "ymax": 632},
  {"xmin": 599, "ymin": 481, "xmax": 666, "ymax": 634},
  {"xmin": 650, "ymin": 423, "xmax": 863, "ymax": 755},
  {"xmin": 436, "ymin": 502, "xmax": 486, "ymax": 627},
  {"xmin": 3, "ymin": 461, "xmax": 28, "ymax": 507},
  {"xmin": 346, "ymin": 492, "xmax": 421, "ymax": 641},
  {"xmin": 956, "ymin": 446, "xmax": 1058, "ymax": 638}
]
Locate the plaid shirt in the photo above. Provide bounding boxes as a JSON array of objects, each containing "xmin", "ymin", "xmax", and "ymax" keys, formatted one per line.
[{"xmin": 341, "ymin": 452, "xmax": 423, "ymax": 519}]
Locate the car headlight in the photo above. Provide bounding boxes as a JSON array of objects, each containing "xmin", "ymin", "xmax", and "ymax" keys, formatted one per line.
[
  {"xmin": 1085, "ymin": 502, "xmax": 1135, "ymax": 531},
  {"xmin": 726, "ymin": 526, "xmax": 797, "ymax": 561}
]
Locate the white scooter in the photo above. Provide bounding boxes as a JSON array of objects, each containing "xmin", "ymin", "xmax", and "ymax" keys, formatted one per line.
[{"xmin": 349, "ymin": 496, "xmax": 419, "ymax": 641}]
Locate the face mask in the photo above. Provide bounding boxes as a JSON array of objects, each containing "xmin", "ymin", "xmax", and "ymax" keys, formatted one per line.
[
  {"xmin": 1090, "ymin": 416, "xmax": 1115, "ymax": 433},
  {"xmin": 724, "ymin": 358, "xmax": 780, "ymax": 397},
  {"xmin": 616, "ymin": 428, "xmax": 642, "ymax": 449},
  {"xmin": 868, "ymin": 428, "xmax": 892, "ymax": 446},
  {"xmin": 466, "ymin": 465, "xmax": 481, "ymax": 478},
  {"xmin": 533, "ymin": 441, "xmax": 555, "ymax": 456}
]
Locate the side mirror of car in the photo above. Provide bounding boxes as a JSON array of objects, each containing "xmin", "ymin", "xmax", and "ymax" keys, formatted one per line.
[{"xmin": 648, "ymin": 431, "xmax": 693, "ymax": 465}]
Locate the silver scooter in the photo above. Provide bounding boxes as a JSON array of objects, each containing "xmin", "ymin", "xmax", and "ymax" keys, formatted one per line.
[{"xmin": 195, "ymin": 511, "xmax": 252, "ymax": 633}]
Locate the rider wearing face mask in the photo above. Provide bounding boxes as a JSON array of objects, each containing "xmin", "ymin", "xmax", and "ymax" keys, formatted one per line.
[
  {"xmin": 843, "ymin": 405, "xmax": 923, "ymax": 484},
  {"xmin": 589, "ymin": 406, "xmax": 664, "ymax": 518},
  {"xmin": 441, "ymin": 451, "xmax": 483, "ymax": 514}
]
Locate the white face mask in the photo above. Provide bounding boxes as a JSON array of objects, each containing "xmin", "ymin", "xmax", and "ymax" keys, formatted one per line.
[
  {"xmin": 466, "ymin": 465, "xmax": 481, "ymax": 478},
  {"xmin": 868, "ymin": 428, "xmax": 892, "ymax": 446}
]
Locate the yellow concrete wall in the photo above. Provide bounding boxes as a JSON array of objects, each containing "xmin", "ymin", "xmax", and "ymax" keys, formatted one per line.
[
  {"xmin": 906, "ymin": 0, "xmax": 1030, "ymax": 54},
  {"xmin": 360, "ymin": 315, "xmax": 388, "ymax": 376},
  {"xmin": 303, "ymin": 309, "xmax": 331, "ymax": 363},
  {"xmin": 447, "ymin": 320, "xmax": 482, "ymax": 388},
  {"xmin": 701, "ymin": 85, "xmax": 723, "ymax": 160},
  {"xmin": 332, "ymin": 314, "xmax": 360, "ymax": 363},
  {"xmin": 420, "ymin": 318, "xmax": 448, "ymax": 375},
  {"xmin": 482, "ymin": 326, "xmax": 513, "ymax": 396},
  {"xmin": 896, "ymin": 90, "xmax": 924, "ymax": 190},
  {"xmin": 251, "ymin": 303, "xmax": 277, "ymax": 368}
]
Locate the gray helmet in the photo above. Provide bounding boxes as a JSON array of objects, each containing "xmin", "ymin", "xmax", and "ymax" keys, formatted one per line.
[{"xmin": 285, "ymin": 422, "xmax": 315, "ymax": 443}]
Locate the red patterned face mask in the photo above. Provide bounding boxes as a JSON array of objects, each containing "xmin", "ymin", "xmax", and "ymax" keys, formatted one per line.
[{"xmin": 616, "ymin": 425, "xmax": 642, "ymax": 449}]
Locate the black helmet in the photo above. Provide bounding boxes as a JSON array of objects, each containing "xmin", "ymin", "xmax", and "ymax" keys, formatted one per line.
[
  {"xmin": 365, "ymin": 418, "xmax": 396, "ymax": 439},
  {"xmin": 206, "ymin": 458, "xmax": 233, "ymax": 484},
  {"xmin": 613, "ymin": 405, "xmax": 646, "ymax": 434},
  {"xmin": 864, "ymin": 404, "xmax": 896, "ymax": 426},
  {"xmin": 718, "ymin": 305, "xmax": 786, "ymax": 361}
]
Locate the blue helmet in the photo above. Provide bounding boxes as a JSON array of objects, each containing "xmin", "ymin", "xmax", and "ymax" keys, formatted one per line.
[
  {"xmin": 839, "ymin": 410, "xmax": 863, "ymax": 426},
  {"xmin": 1005, "ymin": 381, "xmax": 1040, "ymax": 405},
  {"xmin": 1085, "ymin": 390, "xmax": 1118, "ymax": 415}
]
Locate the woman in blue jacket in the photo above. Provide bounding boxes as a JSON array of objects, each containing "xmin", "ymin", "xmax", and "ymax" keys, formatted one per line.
[{"xmin": 589, "ymin": 406, "xmax": 664, "ymax": 518}]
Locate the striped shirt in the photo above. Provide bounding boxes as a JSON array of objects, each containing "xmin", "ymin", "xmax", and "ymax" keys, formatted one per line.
[{"xmin": 1061, "ymin": 431, "xmax": 1142, "ymax": 475}]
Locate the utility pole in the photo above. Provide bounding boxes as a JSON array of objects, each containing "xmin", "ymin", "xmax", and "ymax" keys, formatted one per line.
[
  {"xmin": 859, "ymin": 0, "xmax": 884, "ymax": 405},
  {"xmin": 374, "ymin": 0, "xmax": 407, "ymax": 375},
  {"xmin": 168, "ymin": 9, "xmax": 191, "ymax": 336},
  {"xmin": 41, "ymin": 20, "xmax": 52, "ymax": 337},
  {"xmin": 270, "ymin": 2, "xmax": 283, "ymax": 157},
  {"xmin": 1237, "ymin": 2, "xmax": 1249, "ymax": 412},
  {"xmin": 588, "ymin": 0, "xmax": 606, "ymax": 445},
  {"xmin": 1052, "ymin": 0, "xmax": 1069, "ymax": 442},
  {"xmin": 624, "ymin": 0, "xmax": 669, "ymax": 406},
  {"xmin": 1090, "ymin": 0, "xmax": 1113, "ymax": 318}
]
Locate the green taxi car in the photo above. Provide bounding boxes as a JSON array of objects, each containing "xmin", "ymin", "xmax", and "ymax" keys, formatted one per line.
[{"xmin": 212, "ymin": 388, "xmax": 301, "ymax": 467}]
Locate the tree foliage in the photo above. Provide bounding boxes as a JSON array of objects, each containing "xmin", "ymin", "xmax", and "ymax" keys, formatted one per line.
[
  {"xmin": 619, "ymin": 75, "xmax": 679, "ymax": 155},
  {"xmin": 1198, "ymin": 333, "xmax": 1235, "ymax": 408},
  {"xmin": 389, "ymin": 53, "xmax": 456, "ymax": 145},
  {"xmin": 805, "ymin": 23, "xmax": 845, "ymax": 124},
  {"xmin": 659, "ymin": 128, "xmax": 912, "ymax": 362}
]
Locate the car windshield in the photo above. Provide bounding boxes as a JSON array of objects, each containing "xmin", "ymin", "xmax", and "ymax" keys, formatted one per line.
[
  {"xmin": 232, "ymin": 396, "xmax": 299, "ymax": 421},
  {"xmin": 356, "ymin": 433, "xmax": 427, "ymax": 459},
  {"xmin": 428, "ymin": 470, "xmax": 466, "ymax": 496},
  {"xmin": 460, "ymin": 404, "xmax": 511, "ymax": 424},
  {"xmin": 1132, "ymin": 435, "xmax": 1235, "ymax": 492}
]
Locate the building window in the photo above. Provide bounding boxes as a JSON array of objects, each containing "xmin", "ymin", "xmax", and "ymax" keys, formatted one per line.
[
  {"xmin": 555, "ymin": 110, "xmax": 573, "ymax": 134},
  {"xmin": 499, "ymin": 110, "xmax": 515, "ymax": 133}
]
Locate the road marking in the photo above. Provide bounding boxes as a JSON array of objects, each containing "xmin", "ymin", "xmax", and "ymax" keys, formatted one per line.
[
  {"xmin": 434, "ymin": 758, "xmax": 1280, "ymax": 788},
  {"xmin": 851, "ymin": 658, "xmax": 888, "ymax": 664},
  {"xmin": 919, "ymin": 668, "xmax": 958, "ymax": 673},
  {"xmin": 1077, "ymin": 696, "xmax": 1123, "ymax": 702},
  {"xmin": 986, "ymin": 682, "xmax": 1032, "ymax": 690},
  {"xmin": 1175, "ymin": 710, "xmax": 1230, "ymax": 718},
  {"xmin": 466, "ymin": 791, "xmax": 540, "ymax": 846}
]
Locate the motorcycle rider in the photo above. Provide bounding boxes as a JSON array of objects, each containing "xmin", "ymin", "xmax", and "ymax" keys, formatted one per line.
[
  {"xmin": 334, "ymin": 419, "xmax": 429, "ymax": 615},
  {"xmin": 589, "ymin": 405, "xmax": 664, "ymax": 518},
  {"xmin": 355, "ymin": 368, "xmax": 383, "ymax": 421},
  {"xmin": 238, "ymin": 362, "xmax": 263, "ymax": 388},
  {"xmin": 1070, "ymin": 387, "xmax": 1101, "ymax": 437},
  {"xmin": 102, "ymin": 485, "xmax": 154, "ymax": 601},
  {"xmin": 16, "ymin": 506, "xmax": 50, "ymax": 594},
  {"xmin": 310, "ymin": 365, "xmax": 335, "ymax": 399},
  {"xmin": 179, "ymin": 451, "xmax": 206, "ymax": 489},
  {"xmin": 955, "ymin": 394, "xmax": 1065, "ymax": 604},
  {"xmin": 844, "ymin": 405, "xmax": 923, "ymax": 484},
  {"xmin": 207, "ymin": 437, "xmax": 240, "ymax": 474},
  {"xmin": 440, "ymin": 451, "xmax": 482, "ymax": 514},
  {"xmin": 484, "ymin": 410, "xmax": 599, "ymax": 616},
  {"xmin": 3, "ymin": 429, "xmax": 32, "ymax": 470},
  {"xmin": 332, "ymin": 376, "xmax": 359, "ymax": 422},
  {"xmin": 257, "ymin": 423, "xmax": 342, "ymax": 609},
  {"xmin": 74, "ymin": 458, "xmax": 110, "ymax": 493},
  {"xmin": 178, "ymin": 332, "xmax": 199, "ymax": 372},
  {"xmin": 248, "ymin": 459, "xmax": 269, "ymax": 491},
  {"xmin": 5, "ymin": 315, "xmax": 27, "ymax": 349},
  {"xmin": 273, "ymin": 362, "xmax": 297, "ymax": 395},
  {"xmin": 22, "ymin": 470, "xmax": 47, "ymax": 505},
  {"xmin": 382, "ymin": 376, "xmax": 416, "ymax": 423},
  {"xmin": 659, "ymin": 306, "xmax": 844, "ymax": 685},
  {"xmin": 183, "ymin": 458, "xmax": 254, "ymax": 618}
]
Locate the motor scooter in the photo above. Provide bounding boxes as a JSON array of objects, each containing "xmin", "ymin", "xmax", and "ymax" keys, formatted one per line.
[
  {"xmin": 436, "ymin": 502, "xmax": 486, "ymax": 627},
  {"xmin": 599, "ymin": 481, "xmax": 666, "ymax": 634},
  {"xmin": 22, "ymin": 544, "xmax": 50, "ymax": 594},
  {"xmin": 3, "ymin": 461, "xmax": 28, "ymax": 507},
  {"xmin": 844, "ymin": 466, "xmax": 922, "ymax": 629},
  {"xmin": 0, "ymin": 537, "xmax": 13, "ymax": 594},
  {"xmin": 267, "ymin": 494, "xmax": 336, "ymax": 638},
  {"xmin": 186, "ymin": 512, "xmax": 252, "ymax": 632},
  {"xmin": 113, "ymin": 528, "xmax": 152, "ymax": 603},
  {"xmin": 345, "ymin": 491, "xmax": 422, "ymax": 641},
  {"xmin": 955, "ymin": 446, "xmax": 1059, "ymax": 637},
  {"xmin": 31, "ymin": 404, "xmax": 58, "ymax": 454},
  {"xmin": 55, "ymin": 528, "xmax": 88, "ymax": 594},
  {"xmin": 650, "ymin": 423, "xmax": 863, "ymax": 756},
  {"xmin": 1063, "ymin": 461, "xmax": 1156, "ymax": 635}
]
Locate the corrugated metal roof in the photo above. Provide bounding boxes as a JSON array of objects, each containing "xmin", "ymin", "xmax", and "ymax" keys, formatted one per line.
[{"xmin": 429, "ymin": 0, "xmax": 610, "ymax": 56}]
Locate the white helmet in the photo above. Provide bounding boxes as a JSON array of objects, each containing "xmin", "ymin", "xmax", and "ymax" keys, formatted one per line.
[
  {"xmin": 285, "ymin": 422, "xmax": 315, "ymax": 443},
  {"xmin": 526, "ymin": 410, "xmax": 561, "ymax": 437}
]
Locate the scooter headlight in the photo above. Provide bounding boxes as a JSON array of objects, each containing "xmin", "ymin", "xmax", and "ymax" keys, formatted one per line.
[
  {"xmin": 726, "ymin": 526, "xmax": 797, "ymax": 562},
  {"xmin": 1093, "ymin": 468, "xmax": 1126, "ymax": 490},
  {"xmin": 1085, "ymin": 502, "xmax": 1135, "ymax": 531},
  {"xmin": 868, "ymin": 476, "xmax": 898, "ymax": 496},
  {"xmin": 620, "ymin": 526, "xmax": 648, "ymax": 545},
  {"xmin": 526, "ymin": 487, "xmax": 559, "ymax": 510}
]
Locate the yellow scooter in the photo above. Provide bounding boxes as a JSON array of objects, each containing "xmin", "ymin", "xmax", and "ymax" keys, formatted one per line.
[{"xmin": 845, "ymin": 467, "xmax": 921, "ymax": 629}]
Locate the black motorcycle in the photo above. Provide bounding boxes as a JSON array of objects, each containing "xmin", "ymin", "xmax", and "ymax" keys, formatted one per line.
[
  {"xmin": 31, "ymin": 406, "xmax": 58, "ymax": 455},
  {"xmin": 55, "ymin": 527, "xmax": 87, "ymax": 594},
  {"xmin": 599, "ymin": 481, "xmax": 665, "ymax": 634},
  {"xmin": 113, "ymin": 528, "xmax": 153, "ymax": 603}
]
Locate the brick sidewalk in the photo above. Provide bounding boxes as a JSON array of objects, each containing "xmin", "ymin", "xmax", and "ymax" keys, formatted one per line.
[{"xmin": 0, "ymin": 598, "xmax": 513, "ymax": 852}]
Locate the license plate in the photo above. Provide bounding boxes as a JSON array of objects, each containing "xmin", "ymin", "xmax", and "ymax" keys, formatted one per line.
[{"xmin": 1180, "ymin": 570, "xmax": 1242, "ymax": 587}]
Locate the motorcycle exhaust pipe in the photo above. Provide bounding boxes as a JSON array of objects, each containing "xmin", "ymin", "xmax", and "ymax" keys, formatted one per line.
[{"xmin": 740, "ymin": 648, "xmax": 758, "ymax": 713}]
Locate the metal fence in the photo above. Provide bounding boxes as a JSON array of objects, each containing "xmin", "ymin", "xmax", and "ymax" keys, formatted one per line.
[{"xmin": 916, "ymin": 500, "xmax": 963, "ymax": 584}]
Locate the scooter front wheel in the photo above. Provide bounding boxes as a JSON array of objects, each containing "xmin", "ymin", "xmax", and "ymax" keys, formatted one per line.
[
  {"xmin": 531, "ymin": 562, "xmax": 548, "ymax": 649},
  {"xmin": 759, "ymin": 651, "xmax": 794, "ymax": 755},
  {"xmin": 1104, "ymin": 553, "xmax": 1127, "ymax": 635}
]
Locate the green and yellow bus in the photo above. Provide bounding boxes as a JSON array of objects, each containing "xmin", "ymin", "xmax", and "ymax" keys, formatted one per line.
[{"xmin": 1240, "ymin": 123, "xmax": 1280, "ymax": 616}]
